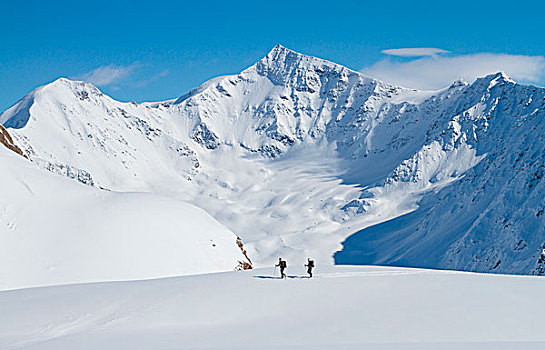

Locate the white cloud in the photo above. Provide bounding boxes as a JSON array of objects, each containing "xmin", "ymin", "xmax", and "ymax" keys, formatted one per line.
[
  {"xmin": 362, "ymin": 53, "xmax": 545, "ymax": 90},
  {"xmin": 381, "ymin": 48, "xmax": 450, "ymax": 57},
  {"xmin": 75, "ymin": 62, "xmax": 142, "ymax": 86},
  {"xmin": 134, "ymin": 69, "xmax": 170, "ymax": 88}
]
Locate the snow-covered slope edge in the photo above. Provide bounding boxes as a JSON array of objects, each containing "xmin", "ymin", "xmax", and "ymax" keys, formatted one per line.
[
  {"xmin": 0, "ymin": 147, "xmax": 251, "ymax": 291},
  {"xmin": 1, "ymin": 265, "xmax": 545, "ymax": 350}
]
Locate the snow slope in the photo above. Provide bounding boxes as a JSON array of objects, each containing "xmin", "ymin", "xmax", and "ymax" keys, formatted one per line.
[
  {"xmin": 2, "ymin": 45, "xmax": 545, "ymax": 275},
  {"xmin": 336, "ymin": 73, "xmax": 545, "ymax": 274},
  {"xmin": 0, "ymin": 146, "xmax": 250, "ymax": 290},
  {"xmin": 1, "ymin": 265, "xmax": 544, "ymax": 350}
]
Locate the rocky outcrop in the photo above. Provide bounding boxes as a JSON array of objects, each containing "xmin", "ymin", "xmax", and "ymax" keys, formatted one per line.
[
  {"xmin": 0, "ymin": 125, "xmax": 26, "ymax": 158},
  {"xmin": 235, "ymin": 237, "xmax": 253, "ymax": 270}
]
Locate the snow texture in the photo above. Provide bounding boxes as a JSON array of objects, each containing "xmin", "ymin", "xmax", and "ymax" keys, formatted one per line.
[{"xmin": 1, "ymin": 265, "xmax": 545, "ymax": 350}]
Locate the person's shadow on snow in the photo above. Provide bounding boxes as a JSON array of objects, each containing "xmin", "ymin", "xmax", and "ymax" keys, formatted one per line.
[
  {"xmin": 254, "ymin": 275, "xmax": 310, "ymax": 279},
  {"xmin": 254, "ymin": 275, "xmax": 282, "ymax": 279}
]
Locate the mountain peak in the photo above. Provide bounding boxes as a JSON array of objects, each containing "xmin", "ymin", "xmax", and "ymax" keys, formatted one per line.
[
  {"xmin": 480, "ymin": 71, "xmax": 516, "ymax": 85},
  {"xmin": 266, "ymin": 44, "xmax": 296, "ymax": 57},
  {"xmin": 259, "ymin": 44, "xmax": 311, "ymax": 67},
  {"xmin": 448, "ymin": 78, "xmax": 469, "ymax": 89},
  {"xmin": 486, "ymin": 71, "xmax": 515, "ymax": 83},
  {"xmin": 53, "ymin": 77, "xmax": 73, "ymax": 85},
  {"xmin": 494, "ymin": 71, "xmax": 516, "ymax": 84},
  {"xmin": 248, "ymin": 44, "xmax": 362, "ymax": 87},
  {"xmin": 45, "ymin": 77, "xmax": 99, "ymax": 91},
  {"xmin": 0, "ymin": 77, "xmax": 104, "ymax": 129}
]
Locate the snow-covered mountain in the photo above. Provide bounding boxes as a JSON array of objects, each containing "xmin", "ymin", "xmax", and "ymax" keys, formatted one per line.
[{"xmin": 2, "ymin": 44, "xmax": 545, "ymax": 275}]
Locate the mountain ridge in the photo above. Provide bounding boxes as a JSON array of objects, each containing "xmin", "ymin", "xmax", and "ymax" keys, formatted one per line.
[{"xmin": 1, "ymin": 45, "xmax": 544, "ymax": 275}]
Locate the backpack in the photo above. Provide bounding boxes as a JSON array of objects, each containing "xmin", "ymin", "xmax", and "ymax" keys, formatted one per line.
[
  {"xmin": 308, "ymin": 260, "xmax": 314, "ymax": 268},
  {"xmin": 280, "ymin": 261, "xmax": 287, "ymax": 268}
]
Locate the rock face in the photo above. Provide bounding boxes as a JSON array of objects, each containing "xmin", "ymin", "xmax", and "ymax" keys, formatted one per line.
[
  {"xmin": 2, "ymin": 45, "xmax": 545, "ymax": 274},
  {"xmin": 0, "ymin": 125, "xmax": 25, "ymax": 157}
]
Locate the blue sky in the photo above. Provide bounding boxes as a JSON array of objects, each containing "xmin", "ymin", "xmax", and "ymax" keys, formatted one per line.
[{"xmin": 1, "ymin": 0, "xmax": 544, "ymax": 111}]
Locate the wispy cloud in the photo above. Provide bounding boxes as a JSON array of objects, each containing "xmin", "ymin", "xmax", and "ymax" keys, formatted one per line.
[
  {"xmin": 381, "ymin": 47, "xmax": 450, "ymax": 57},
  {"xmin": 362, "ymin": 53, "xmax": 545, "ymax": 90},
  {"xmin": 134, "ymin": 69, "xmax": 170, "ymax": 88},
  {"xmin": 75, "ymin": 62, "xmax": 142, "ymax": 86}
]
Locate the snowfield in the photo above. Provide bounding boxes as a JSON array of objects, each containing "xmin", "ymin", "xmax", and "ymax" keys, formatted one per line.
[
  {"xmin": 1, "ymin": 265, "xmax": 544, "ymax": 350},
  {"xmin": 0, "ymin": 146, "xmax": 250, "ymax": 290}
]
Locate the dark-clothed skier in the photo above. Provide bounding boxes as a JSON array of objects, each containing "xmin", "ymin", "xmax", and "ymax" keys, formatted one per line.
[
  {"xmin": 276, "ymin": 258, "xmax": 287, "ymax": 279},
  {"xmin": 305, "ymin": 258, "xmax": 315, "ymax": 278}
]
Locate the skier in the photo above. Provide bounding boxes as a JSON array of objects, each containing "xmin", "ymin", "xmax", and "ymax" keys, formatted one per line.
[
  {"xmin": 276, "ymin": 258, "xmax": 287, "ymax": 279},
  {"xmin": 305, "ymin": 258, "xmax": 315, "ymax": 278}
]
